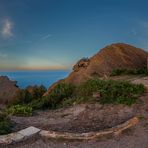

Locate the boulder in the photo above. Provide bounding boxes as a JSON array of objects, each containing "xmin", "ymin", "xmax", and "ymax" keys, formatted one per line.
[{"xmin": 0, "ymin": 76, "xmax": 20, "ymax": 107}]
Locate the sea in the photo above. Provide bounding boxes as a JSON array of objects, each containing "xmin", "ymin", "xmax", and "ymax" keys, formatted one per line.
[{"xmin": 0, "ymin": 70, "xmax": 70, "ymax": 89}]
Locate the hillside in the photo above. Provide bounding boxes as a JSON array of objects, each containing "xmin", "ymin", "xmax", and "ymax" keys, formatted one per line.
[
  {"xmin": 65, "ymin": 43, "xmax": 148, "ymax": 84},
  {"xmin": 0, "ymin": 76, "xmax": 19, "ymax": 107}
]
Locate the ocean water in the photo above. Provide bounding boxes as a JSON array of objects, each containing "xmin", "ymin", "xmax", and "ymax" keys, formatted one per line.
[{"xmin": 0, "ymin": 70, "xmax": 70, "ymax": 89}]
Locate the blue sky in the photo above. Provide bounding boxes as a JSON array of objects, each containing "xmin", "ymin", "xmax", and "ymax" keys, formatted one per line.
[{"xmin": 0, "ymin": 0, "xmax": 148, "ymax": 70}]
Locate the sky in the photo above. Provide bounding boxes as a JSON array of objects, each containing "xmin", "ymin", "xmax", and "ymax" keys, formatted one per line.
[{"xmin": 0, "ymin": 0, "xmax": 148, "ymax": 71}]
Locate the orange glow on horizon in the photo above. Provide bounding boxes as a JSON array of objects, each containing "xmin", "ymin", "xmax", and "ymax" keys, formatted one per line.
[{"xmin": 0, "ymin": 65, "xmax": 69, "ymax": 71}]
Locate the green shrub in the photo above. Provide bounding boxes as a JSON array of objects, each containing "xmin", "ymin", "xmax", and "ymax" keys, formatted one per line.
[
  {"xmin": 6, "ymin": 105, "xmax": 33, "ymax": 116},
  {"xmin": 27, "ymin": 85, "xmax": 47, "ymax": 99},
  {"xmin": 111, "ymin": 68, "xmax": 148, "ymax": 76},
  {"xmin": 47, "ymin": 82, "xmax": 75, "ymax": 109},
  {"xmin": 13, "ymin": 89, "xmax": 33, "ymax": 105},
  {"xmin": 0, "ymin": 112, "xmax": 11, "ymax": 135},
  {"xmin": 29, "ymin": 97, "xmax": 49, "ymax": 110},
  {"xmin": 111, "ymin": 69, "xmax": 127, "ymax": 76},
  {"xmin": 75, "ymin": 79, "xmax": 145, "ymax": 106},
  {"xmin": 12, "ymin": 85, "xmax": 47, "ymax": 106}
]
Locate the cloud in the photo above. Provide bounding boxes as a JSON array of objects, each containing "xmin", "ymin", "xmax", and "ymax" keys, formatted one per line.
[
  {"xmin": 0, "ymin": 52, "xmax": 7, "ymax": 58},
  {"xmin": 41, "ymin": 34, "xmax": 52, "ymax": 40},
  {"xmin": 1, "ymin": 19, "xmax": 13, "ymax": 39}
]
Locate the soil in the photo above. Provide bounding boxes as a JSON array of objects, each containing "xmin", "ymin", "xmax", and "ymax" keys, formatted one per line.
[
  {"xmin": 5, "ymin": 122, "xmax": 148, "ymax": 148},
  {"xmin": 11, "ymin": 104, "xmax": 136, "ymax": 133},
  {"xmin": 3, "ymin": 75, "xmax": 148, "ymax": 147}
]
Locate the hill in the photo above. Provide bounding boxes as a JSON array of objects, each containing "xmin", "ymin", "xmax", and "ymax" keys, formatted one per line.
[{"xmin": 65, "ymin": 43, "xmax": 148, "ymax": 84}]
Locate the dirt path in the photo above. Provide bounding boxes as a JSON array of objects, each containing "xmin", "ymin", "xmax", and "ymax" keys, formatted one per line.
[
  {"xmin": 4, "ymin": 121, "xmax": 148, "ymax": 148},
  {"xmin": 6, "ymin": 76, "xmax": 148, "ymax": 147},
  {"xmin": 11, "ymin": 104, "xmax": 136, "ymax": 133}
]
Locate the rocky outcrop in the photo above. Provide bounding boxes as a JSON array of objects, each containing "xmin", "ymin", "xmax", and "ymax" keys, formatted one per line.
[
  {"xmin": 65, "ymin": 43, "xmax": 148, "ymax": 85},
  {"xmin": 0, "ymin": 76, "xmax": 20, "ymax": 106},
  {"xmin": 73, "ymin": 58, "xmax": 90, "ymax": 72}
]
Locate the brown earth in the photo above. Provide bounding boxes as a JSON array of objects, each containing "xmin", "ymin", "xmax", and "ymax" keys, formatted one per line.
[
  {"xmin": 65, "ymin": 43, "xmax": 148, "ymax": 85},
  {"xmin": 0, "ymin": 76, "xmax": 20, "ymax": 107},
  {"xmin": 10, "ymin": 104, "xmax": 136, "ymax": 133},
  {"xmin": 9, "ymin": 90, "xmax": 148, "ymax": 148},
  {"xmin": 2, "ymin": 75, "xmax": 148, "ymax": 148},
  {"xmin": 5, "ymin": 122, "xmax": 148, "ymax": 148},
  {"xmin": 45, "ymin": 43, "xmax": 148, "ymax": 96}
]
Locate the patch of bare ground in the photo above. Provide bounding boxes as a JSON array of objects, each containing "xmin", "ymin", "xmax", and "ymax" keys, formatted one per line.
[
  {"xmin": 11, "ymin": 104, "xmax": 136, "ymax": 133},
  {"xmin": 6, "ymin": 75, "xmax": 148, "ymax": 148},
  {"xmin": 4, "ymin": 122, "xmax": 148, "ymax": 148}
]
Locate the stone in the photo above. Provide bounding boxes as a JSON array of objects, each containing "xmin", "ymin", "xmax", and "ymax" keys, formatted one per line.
[
  {"xmin": 0, "ymin": 135, "xmax": 12, "ymax": 145},
  {"xmin": 0, "ymin": 133, "xmax": 24, "ymax": 145},
  {"xmin": 39, "ymin": 117, "xmax": 139, "ymax": 140},
  {"xmin": 18, "ymin": 126, "xmax": 41, "ymax": 138}
]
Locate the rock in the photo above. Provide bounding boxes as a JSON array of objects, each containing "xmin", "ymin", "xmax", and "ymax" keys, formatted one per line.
[
  {"xmin": 18, "ymin": 126, "xmax": 41, "ymax": 138},
  {"xmin": 0, "ymin": 76, "xmax": 20, "ymax": 106},
  {"xmin": 73, "ymin": 57, "xmax": 90, "ymax": 72},
  {"xmin": 0, "ymin": 133, "xmax": 24, "ymax": 145},
  {"xmin": 39, "ymin": 117, "xmax": 139, "ymax": 140},
  {"xmin": 0, "ymin": 126, "xmax": 41, "ymax": 145}
]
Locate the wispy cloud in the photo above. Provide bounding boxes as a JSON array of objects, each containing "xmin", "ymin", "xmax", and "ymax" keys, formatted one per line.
[
  {"xmin": 41, "ymin": 34, "xmax": 52, "ymax": 40},
  {"xmin": 1, "ymin": 19, "xmax": 13, "ymax": 39}
]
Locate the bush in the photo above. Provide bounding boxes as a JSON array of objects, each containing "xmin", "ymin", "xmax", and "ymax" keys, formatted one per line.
[
  {"xmin": 13, "ymin": 89, "xmax": 33, "ymax": 105},
  {"xmin": 0, "ymin": 112, "xmax": 11, "ymax": 135},
  {"xmin": 6, "ymin": 105, "xmax": 33, "ymax": 116},
  {"xmin": 27, "ymin": 85, "xmax": 47, "ymax": 99},
  {"xmin": 12, "ymin": 85, "xmax": 47, "ymax": 106},
  {"xmin": 75, "ymin": 79, "xmax": 145, "ymax": 106},
  {"xmin": 47, "ymin": 82, "xmax": 75, "ymax": 109},
  {"xmin": 29, "ymin": 97, "xmax": 49, "ymax": 110},
  {"xmin": 111, "ymin": 69, "xmax": 127, "ymax": 76},
  {"xmin": 111, "ymin": 68, "xmax": 148, "ymax": 76}
]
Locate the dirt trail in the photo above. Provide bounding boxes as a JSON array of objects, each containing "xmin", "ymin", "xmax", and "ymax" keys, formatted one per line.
[
  {"xmin": 4, "ymin": 121, "xmax": 148, "ymax": 148},
  {"xmin": 11, "ymin": 104, "xmax": 136, "ymax": 133},
  {"xmin": 5, "ymin": 76, "xmax": 148, "ymax": 148}
]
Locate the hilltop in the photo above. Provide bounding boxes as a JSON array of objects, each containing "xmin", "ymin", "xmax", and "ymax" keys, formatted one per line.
[
  {"xmin": 65, "ymin": 43, "xmax": 148, "ymax": 84},
  {"xmin": 45, "ymin": 43, "xmax": 148, "ymax": 95}
]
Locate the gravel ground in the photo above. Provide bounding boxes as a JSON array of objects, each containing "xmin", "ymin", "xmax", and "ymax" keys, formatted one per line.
[
  {"xmin": 3, "ymin": 76, "xmax": 148, "ymax": 148},
  {"xmin": 11, "ymin": 104, "xmax": 136, "ymax": 133},
  {"xmin": 3, "ymin": 121, "xmax": 148, "ymax": 148}
]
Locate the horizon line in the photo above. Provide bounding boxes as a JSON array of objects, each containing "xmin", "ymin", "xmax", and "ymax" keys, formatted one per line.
[{"xmin": 0, "ymin": 68, "xmax": 71, "ymax": 72}]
